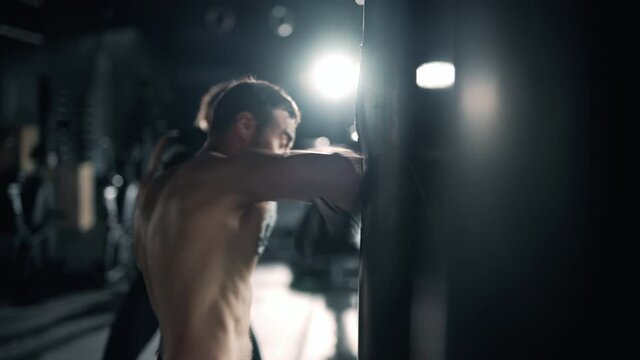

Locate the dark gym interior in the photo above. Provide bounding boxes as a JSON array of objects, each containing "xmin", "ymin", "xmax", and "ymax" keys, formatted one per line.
[{"xmin": 1, "ymin": 1, "xmax": 615, "ymax": 359}]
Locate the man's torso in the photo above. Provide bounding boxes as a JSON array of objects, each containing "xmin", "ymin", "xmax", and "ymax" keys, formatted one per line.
[{"xmin": 135, "ymin": 153, "xmax": 275, "ymax": 360}]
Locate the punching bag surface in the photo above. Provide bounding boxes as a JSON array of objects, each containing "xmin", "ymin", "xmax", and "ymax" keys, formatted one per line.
[
  {"xmin": 358, "ymin": 1, "xmax": 605, "ymax": 359},
  {"xmin": 357, "ymin": 0, "xmax": 416, "ymax": 359}
]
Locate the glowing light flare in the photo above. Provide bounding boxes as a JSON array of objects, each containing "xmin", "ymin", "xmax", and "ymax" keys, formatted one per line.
[
  {"xmin": 416, "ymin": 62, "xmax": 456, "ymax": 89},
  {"xmin": 277, "ymin": 23, "xmax": 293, "ymax": 37},
  {"xmin": 461, "ymin": 77, "xmax": 499, "ymax": 124},
  {"xmin": 104, "ymin": 186, "xmax": 117, "ymax": 200},
  {"xmin": 270, "ymin": 6, "xmax": 295, "ymax": 38},
  {"xmin": 198, "ymin": 118, "xmax": 208, "ymax": 131},
  {"xmin": 271, "ymin": 6, "xmax": 286, "ymax": 18},
  {"xmin": 311, "ymin": 54, "xmax": 360, "ymax": 100},
  {"xmin": 314, "ymin": 136, "xmax": 331, "ymax": 148},
  {"xmin": 112, "ymin": 174, "xmax": 124, "ymax": 187},
  {"xmin": 459, "ymin": 75, "xmax": 501, "ymax": 146},
  {"xmin": 349, "ymin": 124, "xmax": 359, "ymax": 142}
]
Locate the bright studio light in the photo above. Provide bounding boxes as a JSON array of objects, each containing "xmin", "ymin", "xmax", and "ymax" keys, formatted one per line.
[
  {"xmin": 416, "ymin": 61, "xmax": 455, "ymax": 89},
  {"xmin": 311, "ymin": 54, "xmax": 360, "ymax": 100}
]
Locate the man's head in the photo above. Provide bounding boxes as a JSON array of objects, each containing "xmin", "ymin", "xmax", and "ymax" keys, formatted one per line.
[{"xmin": 196, "ymin": 77, "xmax": 301, "ymax": 155}]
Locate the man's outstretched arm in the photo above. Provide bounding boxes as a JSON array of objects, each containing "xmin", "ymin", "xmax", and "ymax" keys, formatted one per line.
[{"xmin": 236, "ymin": 150, "xmax": 362, "ymax": 211}]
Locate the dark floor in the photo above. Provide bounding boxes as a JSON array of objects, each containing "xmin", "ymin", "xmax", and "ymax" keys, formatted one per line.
[
  {"xmin": 1, "ymin": 201, "xmax": 358, "ymax": 360},
  {"xmin": 2, "ymin": 263, "xmax": 358, "ymax": 360}
]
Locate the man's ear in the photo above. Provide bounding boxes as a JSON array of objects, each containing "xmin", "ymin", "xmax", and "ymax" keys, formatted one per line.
[{"xmin": 234, "ymin": 111, "xmax": 257, "ymax": 144}]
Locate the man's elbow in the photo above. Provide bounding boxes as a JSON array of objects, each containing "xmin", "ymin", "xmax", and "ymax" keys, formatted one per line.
[{"xmin": 332, "ymin": 155, "xmax": 362, "ymax": 212}]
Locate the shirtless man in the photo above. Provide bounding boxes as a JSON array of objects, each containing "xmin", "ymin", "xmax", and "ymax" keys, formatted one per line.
[{"xmin": 135, "ymin": 78, "xmax": 361, "ymax": 360}]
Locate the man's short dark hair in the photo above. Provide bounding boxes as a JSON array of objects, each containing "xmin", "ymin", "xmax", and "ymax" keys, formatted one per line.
[{"xmin": 196, "ymin": 77, "xmax": 301, "ymax": 136}]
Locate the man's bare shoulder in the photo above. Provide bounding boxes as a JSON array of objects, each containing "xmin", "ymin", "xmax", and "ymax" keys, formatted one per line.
[
  {"xmin": 146, "ymin": 155, "xmax": 245, "ymax": 213},
  {"xmin": 137, "ymin": 165, "xmax": 182, "ymax": 222}
]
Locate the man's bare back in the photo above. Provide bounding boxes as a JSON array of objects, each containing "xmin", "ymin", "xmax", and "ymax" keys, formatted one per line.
[
  {"xmin": 136, "ymin": 151, "xmax": 263, "ymax": 359},
  {"xmin": 136, "ymin": 150, "xmax": 359, "ymax": 360}
]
